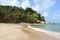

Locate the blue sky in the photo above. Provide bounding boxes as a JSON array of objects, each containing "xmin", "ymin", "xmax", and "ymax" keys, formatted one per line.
[{"xmin": 0, "ymin": 0, "xmax": 60, "ymax": 23}]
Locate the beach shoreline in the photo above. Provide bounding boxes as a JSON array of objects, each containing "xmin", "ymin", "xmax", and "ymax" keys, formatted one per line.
[
  {"xmin": 0, "ymin": 23, "xmax": 59, "ymax": 40},
  {"xmin": 28, "ymin": 25, "xmax": 60, "ymax": 39}
]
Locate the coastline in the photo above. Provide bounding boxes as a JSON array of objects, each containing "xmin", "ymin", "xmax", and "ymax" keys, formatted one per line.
[
  {"xmin": 0, "ymin": 23, "xmax": 59, "ymax": 40},
  {"xmin": 28, "ymin": 25, "xmax": 60, "ymax": 39},
  {"xmin": 27, "ymin": 22, "xmax": 55, "ymax": 26}
]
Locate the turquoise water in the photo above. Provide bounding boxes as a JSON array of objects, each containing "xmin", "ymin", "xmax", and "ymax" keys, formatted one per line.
[{"xmin": 32, "ymin": 23, "xmax": 60, "ymax": 32}]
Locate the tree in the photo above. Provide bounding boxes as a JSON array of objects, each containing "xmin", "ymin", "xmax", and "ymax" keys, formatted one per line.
[
  {"xmin": 26, "ymin": 13, "xmax": 39, "ymax": 23},
  {"xmin": 40, "ymin": 16, "xmax": 45, "ymax": 21},
  {"xmin": 24, "ymin": 8, "xmax": 33, "ymax": 15},
  {"xmin": 0, "ymin": 5, "xmax": 45, "ymax": 23}
]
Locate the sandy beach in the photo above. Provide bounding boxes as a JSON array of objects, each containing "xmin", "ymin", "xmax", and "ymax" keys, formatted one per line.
[{"xmin": 0, "ymin": 23, "xmax": 60, "ymax": 40}]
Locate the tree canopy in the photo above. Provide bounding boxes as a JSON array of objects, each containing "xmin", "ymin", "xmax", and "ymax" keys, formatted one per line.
[{"xmin": 0, "ymin": 5, "xmax": 45, "ymax": 23}]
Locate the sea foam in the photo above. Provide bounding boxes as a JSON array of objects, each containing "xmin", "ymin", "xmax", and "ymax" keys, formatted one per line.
[{"xmin": 28, "ymin": 25, "xmax": 60, "ymax": 39}]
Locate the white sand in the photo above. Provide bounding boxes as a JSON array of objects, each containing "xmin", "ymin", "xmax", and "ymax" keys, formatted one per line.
[{"xmin": 0, "ymin": 23, "xmax": 60, "ymax": 40}]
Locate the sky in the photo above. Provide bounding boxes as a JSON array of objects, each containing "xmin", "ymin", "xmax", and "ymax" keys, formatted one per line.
[{"xmin": 0, "ymin": 0, "xmax": 60, "ymax": 23}]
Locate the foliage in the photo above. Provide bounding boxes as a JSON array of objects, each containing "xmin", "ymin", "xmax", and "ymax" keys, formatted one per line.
[
  {"xmin": 40, "ymin": 16, "xmax": 45, "ymax": 22},
  {"xmin": 0, "ymin": 5, "xmax": 45, "ymax": 23}
]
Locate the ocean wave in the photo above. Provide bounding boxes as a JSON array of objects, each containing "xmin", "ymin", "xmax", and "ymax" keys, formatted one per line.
[{"xmin": 28, "ymin": 25, "xmax": 60, "ymax": 39}]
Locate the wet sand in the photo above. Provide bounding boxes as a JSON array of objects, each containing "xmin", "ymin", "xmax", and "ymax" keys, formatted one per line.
[{"xmin": 0, "ymin": 23, "xmax": 60, "ymax": 40}]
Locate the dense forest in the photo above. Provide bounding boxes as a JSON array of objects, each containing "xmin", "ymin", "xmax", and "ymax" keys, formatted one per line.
[{"xmin": 0, "ymin": 5, "xmax": 45, "ymax": 23}]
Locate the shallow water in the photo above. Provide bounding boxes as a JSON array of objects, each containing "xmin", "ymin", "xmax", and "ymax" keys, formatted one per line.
[{"xmin": 31, "ymin": 23, "xmax": 60, "ymax": 32}]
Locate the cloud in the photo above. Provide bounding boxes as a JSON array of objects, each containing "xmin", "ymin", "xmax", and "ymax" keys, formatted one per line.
[
  {"xmin": 42, "ymin": 12, "xmax": 48, "ymax": 17},
  {"xmin": 32, "ymin": 4, "xmax": 39, "ymax": 12},
  {"xmin": 0, "ymin": 0, "xmax": 20, "ymax": 6},
  {"xmin": 32, "ymin": 0, "xmax": 55, "ymax": 18},
  {"xmin": 32, "ymin": 0, "xmax": 55, "ymax": 12},
  {"xmin": 0, "ymin": 0, "xmax": 55, "ymax": 11},
  {"xmin": 20, "ymin": 0, "xmax": 31, "ymax": 9},
  {"xmin": 10, "ymin": 0, "xmax": 20, "ymax": 6},
  {"xmin": 53, "ymin": 11, "xmax": 60, "ymax": 20}
]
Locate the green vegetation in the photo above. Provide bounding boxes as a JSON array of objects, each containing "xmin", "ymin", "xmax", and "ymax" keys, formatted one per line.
[{"xmin": 0, "ymin": 5, "xmax": 45, "ymax": 23}]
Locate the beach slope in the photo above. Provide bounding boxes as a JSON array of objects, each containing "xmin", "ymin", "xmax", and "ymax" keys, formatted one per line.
[{"xmin": 0, "ymin": 23, "xmax": 59, "ymax": 40}]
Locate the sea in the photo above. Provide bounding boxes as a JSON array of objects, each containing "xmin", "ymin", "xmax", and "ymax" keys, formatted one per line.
[
  {"xmin": 29, "ymin": 23, "xmax": 60, "ymax": 39},
  {"xmin": 31, "ymin": 23, "xmax": 60, "ymax": 32}
]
